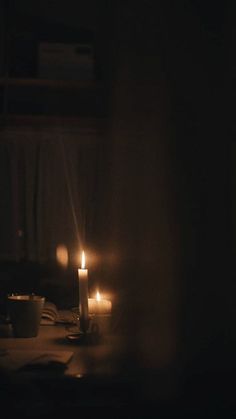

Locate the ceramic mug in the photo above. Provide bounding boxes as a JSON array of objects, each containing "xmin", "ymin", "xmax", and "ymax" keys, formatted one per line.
[{"xmin": 7, "ymin": 295, "xmax": 45, "ymax": 338}]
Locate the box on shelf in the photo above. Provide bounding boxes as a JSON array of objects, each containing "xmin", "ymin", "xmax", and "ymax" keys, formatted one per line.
[{"xmin": 38, "ymin": 42, "xmax": 94, "ymax": 80}]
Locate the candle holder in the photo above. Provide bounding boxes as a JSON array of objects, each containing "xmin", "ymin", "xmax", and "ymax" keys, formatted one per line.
[
  {"xmin": 66, "ymin": 327, "xmax": 101, "ymax": 345},
  {"xmin": 67, "ymin": 307, "xmax": 111, "ymax": 344},
  {"xmin": 66, "ymin": 308, "xmax": 100, "ymax": 345},
  {"xmin": 79, "ymin": 316, "xmax": 90, "ymax": 334}
]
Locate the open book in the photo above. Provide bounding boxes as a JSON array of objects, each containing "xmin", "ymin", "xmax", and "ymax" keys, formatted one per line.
[{"xmin": 41, "ymin": 301, "xmax": 75, "ymax": 325}]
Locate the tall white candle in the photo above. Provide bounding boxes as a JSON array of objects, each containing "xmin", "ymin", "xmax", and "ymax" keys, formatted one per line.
[{"xmin": 78, "ymin": 250, "xmax": 89, "ymax": 333}]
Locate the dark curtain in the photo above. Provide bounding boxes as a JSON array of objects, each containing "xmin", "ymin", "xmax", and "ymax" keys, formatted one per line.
[
  {"xmin": 0, "ymin": 122, "xmax": 104, "ymax": 264},
  {"xmin": 99, "ymin": 0, "xmax": 232, "ymax": 406}
]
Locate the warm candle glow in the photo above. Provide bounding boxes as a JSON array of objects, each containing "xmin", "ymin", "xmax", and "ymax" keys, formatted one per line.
[
  {"xmin": 88, "ymin": 291, "xmax": 112, "ymax": 316},
  {"xmin": 56, "ymin": 244, "xmax": 68, "ymax": 268},
  {"xmin": 96, "ymin": 291, "xmax": 101, "ymax": 301},
  {"xmin": 81, "ymin": 250, "xmax": 86, "ymax": 269}
]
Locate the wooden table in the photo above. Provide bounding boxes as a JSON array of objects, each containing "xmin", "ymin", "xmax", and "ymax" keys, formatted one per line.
[
  {"xmin": 0, "ymin": 321, "xmax": 137, "ymax": 417},
  {"xmin": 0, "ymin": 322, "xmax": 124, "ymax": 376},
  {"xmin": 1, "ymin": 321, "xmax": 229, "ymax": 417}
]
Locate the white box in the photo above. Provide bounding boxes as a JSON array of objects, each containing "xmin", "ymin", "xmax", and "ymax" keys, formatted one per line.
[{"xmin": 38, "ymin": 42, "xmax": 94, "ymax": 80}]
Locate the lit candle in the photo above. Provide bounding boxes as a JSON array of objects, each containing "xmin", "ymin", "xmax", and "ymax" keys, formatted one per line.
[
  {"xmin": 78, "ymin": 250, "xmax": 89, "ymax": 333},
  {"xmin": 88, "ymin": 291, "xmax": 112, "ymax": 315},
  {"xmin": 88, "ymin": 291, "xmax": 112, "ymax": 336}
]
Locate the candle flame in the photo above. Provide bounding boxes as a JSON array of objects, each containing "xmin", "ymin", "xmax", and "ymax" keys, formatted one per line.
[
  {"xmin": 96, "ymin": 291, "xmax": 101, "ymax": 301},
  {"xmin": 81, "ymin": 250, "xmax": 86, "ymax": 269}
]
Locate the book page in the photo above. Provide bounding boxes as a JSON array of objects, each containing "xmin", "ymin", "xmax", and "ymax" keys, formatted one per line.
[
  {"xmin": 41, "ymin": 301, "xmax": 75, "ymax": 325},
  {"xmin": 0, "ymin": 350, "xmax": 74, "ymax": 371}
]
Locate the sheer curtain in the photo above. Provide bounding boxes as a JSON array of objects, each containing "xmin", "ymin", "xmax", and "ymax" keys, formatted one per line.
[{"xmin": 0, "ymin": 121, "xmax": 103, "ymax": 264}]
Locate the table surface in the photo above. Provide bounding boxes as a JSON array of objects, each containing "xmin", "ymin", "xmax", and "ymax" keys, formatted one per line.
[
  {"xmin": 0, "ymin": 320, "xmax": 143, "ymax": 416},
  {"xmin": 1, "ymin": 317, "xmax": 228, "ymax": 416},
  {"xmin": 0, "ymin": 320, "xmax": 124, "ymax": 377}
]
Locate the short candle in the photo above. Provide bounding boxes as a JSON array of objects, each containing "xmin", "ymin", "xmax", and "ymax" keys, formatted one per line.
[{"xmin": 88, "ymin": 291, "xmax": 112, "ymax": 316}]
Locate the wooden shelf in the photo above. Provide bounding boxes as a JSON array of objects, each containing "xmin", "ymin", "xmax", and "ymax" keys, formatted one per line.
[
  {"xmin": 0, "ymin": 114, "xmax": 107, "ymax": 127},
  {"xmin": 0, "ymin": 2, "xmax": 109, "ymax": 122},
  {"xmin": 0, "ymin": 77, "xmax": 108, "ymax": 118}
]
